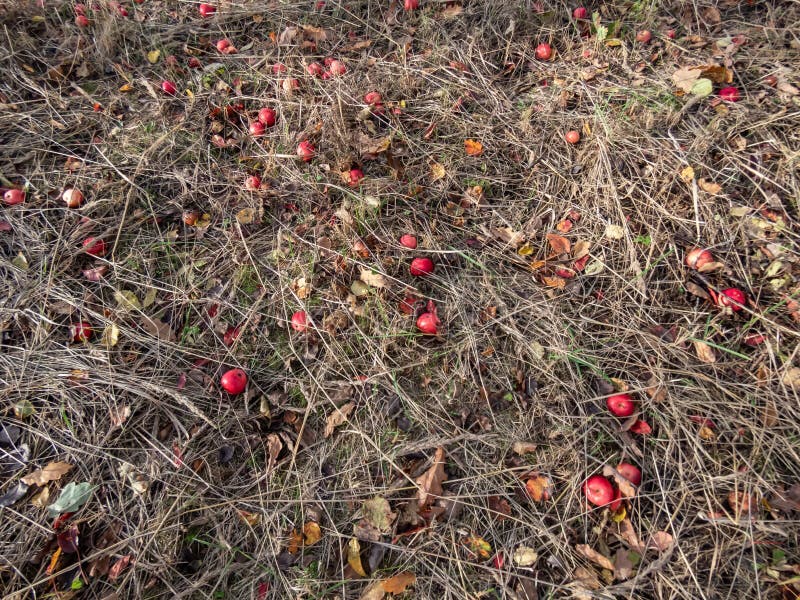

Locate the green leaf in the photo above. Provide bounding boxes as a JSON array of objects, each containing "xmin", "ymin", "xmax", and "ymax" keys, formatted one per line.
[
  {"xmin": 71, "ymin": 576, "xmax": 84, "ymax": 591},
  {"xmin": 690, "ymin": 78, "xmax": 713, "ymax": 97},
  {"xmin": 596, "ymin": 24, "xmax": 608, "ymax": 42},
  {"xmin": 46, "ymin": 482, "xmax": 94, "ymax": 517}
]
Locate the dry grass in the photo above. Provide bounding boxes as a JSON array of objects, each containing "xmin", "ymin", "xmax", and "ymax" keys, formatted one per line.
[{"xmin": 1, "ymin": 0, "xmax": 799, "ymax": 598}]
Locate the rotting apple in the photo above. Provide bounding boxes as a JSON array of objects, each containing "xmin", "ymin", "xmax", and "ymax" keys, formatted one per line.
[
  {"xmin": 70, "ymin": 321, "xmax": 93, "ymax": 343},
  {"xmin": 2, "ymin": 189, "xmax": 25, "ymax": 205},
  {"xmin": 616, "ymin": 462, "xmax": 642, "ymax": 486},
  {"xmin": 329, "ymin": 60, "xmax": 346, "ymax": 76},
  {"xmin": 291, "ymin": 310, "xmax": 309, "ymax": 332},
  {"xmin": 307, "ymin": 62, "xmax": 324, "ymax": 77},
  {"xmin": 272, "ymin": 63, "xmax": 287, "ymax": 74},
  {"xmin": 62, "ymin": 188, "xmax": 84, "ymax": 208},
  {"xmin": 244, "ymin": 175, "xmax": 261, "ymax": 191},
  {"xmin": 716, "ymin": 287, "xmax": 746, "ymax": 312},
  {"xmin": 583, "ymin": 475, "xmax": 614, "ymax": 507},
  {"xmin": 82, "ymin": 237, "xmax": 107, "ymax": 257},
  {"xmin": 297, "ymin": 141, "xmax": 316, "ymax": 162},
  {"xmin": 364, "ymin": 91, "xmax": 382, "ymax": 105},
  {"xmin": 635, "ymin": 30, "xmax": 652, "ymax": 43},
  {"xmin": 685, "ymin": 247, "xmax": 714, "ymax": 270},
  {"xmin": 606, "ymin": 393, "xmax": 635, "ymax": 418},
  {"xmin": 399, "ymin": 234, "xmax": 418, "ymax": 249},
  {"xmin": 220, "ymin": 368, "xmax": 247, "ymax": 395},
  {"xmin": 535, "ymin": 43, "xmax": 552, "ymax": 60},
  {"xmin": 347, "ymin": 168, "xmax": 364, "ymax": 187},
  {"xmin": 565, "ymin": 130, "xmax": 580, "ymax": 144},
  {"xmin": 409, "ymin": 257, "xmax": 434, "ymax": 276}
]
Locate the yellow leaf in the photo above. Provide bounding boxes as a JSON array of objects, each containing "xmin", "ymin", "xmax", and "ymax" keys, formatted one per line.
[
  {"xmin": 693, "ymin": 340, "xmax": 716, "ymax": 364},
  {"xmin": 517, "ymin": 244, "xmax": 534, "ymax": 257},
  {"xmin": 101, "ymin": 323, "xmax": 120, "ymax": 348},
  {"xmin": 464, "ymin": 535, "xmax": 492, "ymax": 559},
  {"xmin": 381, "ymin": 571, "xmax": 416, "ymax": 593},
  {"xmin": 525, "ymin": 474, "xmax": 553, "ymax": 502},
  {"xmin": 698, "ymin": 425, "xmax": 716, "ymax": 440},
  {"xmin": 114, "ymin": 290, "xmax": 141, "ymax": 311},
  {"xmin": 237, "ymin": 510, "xmax": 261, "ymax": 526},
  {"xmin": 30, "ymin": 487, "xmax": 50, "ymax": 508},
  {"xmin": 147, "ymin": 49, "xmax": 161, "ymax": 64},
  {"xmin": 610, "ymin": 505, "xmax": 627, "ymax": 522},
  {"xmin": 680, "ymin": 166, "xmax": 695, "ymax": 183},
  {"xmin": 348, "ymin": 538, "xmax": 367, "ymax": 577},
  {"xmin": 513, "ymin": 546, "xmax": 538, "ymax": 566},
  {"xmin": 119, "ymin": 83, "xmax": 133, "ymax": 92},
  {"xmin": 303, "ymin": 521, "xmax": 322, "ymax": 545},
  {"xmin": 464, "ymin": 139, "xmax": 483, "ymax": 156},
  {"xmin": 429, "ymin": 162, "xmax": 446, "ymax": 182},
  {"xmin": 698, "ymin": 178, "xmax": 722, "ymax": 195},
  {"xmin": 236, "ymin": 207, "xmax": 257, "ymax": 224},
  {"xmin": 604, "ymin": 38, "xmax": 622, "ymax": 47}
]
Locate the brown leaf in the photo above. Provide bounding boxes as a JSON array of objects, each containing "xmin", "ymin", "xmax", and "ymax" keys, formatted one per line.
[
  {"xmin": 698, "ymin": 178, "xmax": 722, "ymax": 195},
  {"xmin": 693, "ymin": 340, "xmax": 717, "ymax": 364},
  {"xmin": 21, "ymin": 462, "xmax": 73, "ymax": 487},
  {"xmin": 108, "ymin": 554, "xmax": 132, "ymax": 582},
  {"xmin": 110, "ymin": 405, "xmax": 131, "ymax": 428},
  {"xmin": 647, "ymin": 531, "xmax": 674, "ymax": 552},
  {"xmin": 360, "ymin": 269, "xmax": 389, "ymax": 289},
  {"xmin": 324, "ymin": 402, "xmax": 355, "ymax": 438},
  {"xmin": 416, "ymin": 447, "xmax": 447, "ymax": 507},
  {"xmin": 488, "ymin": 495, "xmax": 512, "ymax": 520},
  {"xmin": 355, "ymin": 496, "xmax": 396, "ymax": 541},
  {"xmin": 440, "ymin": 4, "xmax": 463, "ymax": 18},
  {"xmin": 541, "ymin": 275, "xmax": 566, "ymax": 289},
  {"xmin": 464, "ymin": 139, "xmax": 483, "ymax": 156},
  {"xmin": 303, "ymin": 521, "xmax": 322, "ymax": 545},
  {"xmin": 277, "ymin": 26, "xmax": 299, "ymax": 45},
  {"xmin": 613, "ymin": 548, "xmax": 634, "ymax": 580},
  {"xmin": 266, "ymin": 433, "xmax": 282, "ymax": 474},
  {"xmin": 301, "ymin": 25, "xmax": 328, "ymax": 42},
  {"xmin": 490, "ymin": 227, "xmax": 524, "ymax": 248},
  {"xmin": 359, "ymin": 580, "xmax": 385, "ymax": 600},
  {"xmin": 602, "ymin": 465, "xmax": 637, "ymax": 499},
  {"xmin": 512, "ymin": 441, "xmax": 537, "ymax": 455},
  {"xmin": 618, "ymin": 518, "xmax": 645, "ymax": 552},
  {"xmin": 546, "ymin": 233, "xmax": 571, "ymax": 255},
  {"xmin": 727, "ymin": 490, "xmax": 757, "ymax": 517},
  {"xmin": 573, "ymin": 566, "xmax": 602, "ymax": 591},
  {"xmin": 572, "ymin": 240, "xmax": 591, "ymax": 259},
  {"xmin": 381, "ymin": 571, "xmax": 416, "ymax": 593},
  {"xmin": 525, "ymin": 474, "xmax": 553, "ymax": 502},
  {"xmin": 140, "ymin": 317, "xmax": 176, "ymax": 342},
  {"xmin": 575, "ymin": 544, "xmax": 614, "ymax": 571},
  {"xmin": 287, "ymin": 529, "xmax": 303, "ymax": 555},
  {"xmin": 357, "ymin": 134, "xmax": 391, "ymax": 156}
]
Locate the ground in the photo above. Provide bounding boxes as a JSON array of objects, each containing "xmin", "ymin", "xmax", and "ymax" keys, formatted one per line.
[{"xmin": 1, "ymin": 1, "xmax": 799, "ymax": 599}]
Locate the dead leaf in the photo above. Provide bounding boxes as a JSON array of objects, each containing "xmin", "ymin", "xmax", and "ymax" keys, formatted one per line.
[
  {"xmin": 140, "ymin": 317, "xmax": 176, "ymax": 342},
  {"xmin": 109, "ymin": 405, "xmax": 131, "ymax": 428},
  {"xmin": 430, "ymin": 162, "xmax": 446, "ymax": 182},
  {"xmin": 381, "ymin": 571, "xmax": 416, "ymax": 593},
  {"xmin": 236, "ymin": 207, "xmax": 257, "ymax": 224},
  {"xmin": 605, "ymin": 224, "xmax": 625, "ymax": 240},
  {"xmin": 355, "ymin": 497, "xmax": 396, "ymax": 541},
  {"xmin": 108, "ymin": 554, "xmax": 132, "ymax": 582},
  {"xmin": 512, "ymin": 546, "xmax": 538, "ymax": 566},
  {"xmin": 360, "ymin": 269, "xmax": 389, "ymax": 289},
  {"xmin": 266, "ymin": 433, "xmax": 282, "ymax": 473},
  {"xmin": 464, "ymin": 139, "xmax": 483, "ymax": 156},
  {"xmin": 348, "ymin": 537, "xmax": 367, "ymax": 577},
  {"xmin": 546, "ymin": 233, "xmax": 570, "ymax": 255},
  {"xmin": 525, "ymin": 474, "xmax": 553, "ymax": 502},
  {"xmin": 277, "ymin": 26, "xmax": 299, "ymax": 45},
  {"xmin": 303, "ymin": 521, "xmax": 322, "ymax": 545},
  {"xmin": 301, "ymin": 25, "xmax": 328, "ymax": 42},
  {"xmin": 618, "ymin": 518, "xmax": 645, "ymax": 552},
  {"xmin": 238, "ymin": 509, "xmax": 261, "ymax": 526},
  {"xmin": 727, "ymin": 490, "xmax": 757, "ymax": 517},
  {"xmin": 512, "ymin": 441, "xmax": 537, "ymax": 455},
  {"xmin": 679, "ymin": 165, "xmax": 696, "ymax": 183},
  {"xmin": 100, "ymin": 323, "xmax": 120, "ymax": 348},
  {"xmin": 463, "ymin": 535, "xmax": 492, "ymax": 559},
  {"xmin": 292, "ymin": 277, "xmax": 312, "ymax": 299},
  {"xmin": 440, "ymin": 4, "xmax": 463, "ymax": 18},
  {"xmin": 21, "ymin": 462, "xmax": 73, "ymax": 487},
  {"xmin": 698, "ymin": 178, "xmax": 722, "ymax": 195},
  {"xmin": 694, "ymin": 340, "xmax": 717, "ymax": 364},
  {"xmin": 613, "ymin": 548, "xmax": 634, "ymax": 580},
  {"xmin": 359, "ymin": 580, "xmax": 385, "ymax": 600},
  {"xmin": 541, "ymin": 275, "xmax": 566, "ymax": 289},
  {"xmin": 488, "ymin": 495, "xmax": 512, "ymax": 520},
  {"xmin": 324, "ymin": 402, "xmax": 355, "ymax": 438},
  {"xmin": 416, "ymin": 447, "xmax": 447, "ymax": 507},
  {"xmin": 357, "ymin": 134, "xmax": 391, "ymax": 156},
  {"xmin": 575, "ymin": 544, "xmax": 614, "ymax": 571},
  {"xmin": 146, "ymin": 49, "xmax": 161, "ymax": 64},
  {"xmin": 573, "ymin": 566, "xmax": 602, "ymax": 592},
  {"xmin": 782, "ymin": 367, "xmax": 800, "ymax": 390},
  {"xmin": 572, "ymin": 240, "xmax": 591, "ymax": 259},
  {"xmin": 491, "ymin": 227, "xmax": 524, "ymax": 248},
  {"xmin": 602, "ymin": 465, "xmax": 637, "ymax": 499},
  {"xmin": 647, "ymin": 531, "xmax": 674, "ymax": 552},
  {"xmin": 30, "ymin": 486, "xmax": 50, "ymax": 508}
]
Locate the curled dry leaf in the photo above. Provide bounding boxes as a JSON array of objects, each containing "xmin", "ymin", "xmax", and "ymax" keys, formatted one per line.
[
  {"xmin": 575, "ymin": 544, "xmax": 615, "ymax": 571},
  {"xmin": 525, "ymin": 474, "xmax": 553, "ymax": 502},
  {"xmin": 698, "ymin": 178, "xmax": 722, "ymax": 195},
  {"xmin": 512, "ymin": 545, "xmax": 538, "ymax": 566},
  {"xmin": 108, "ymin": 554, "xmax": 133, "ymax": 582},
  {"xmin": 324, "ymin": 402, "xmax": 355, "ymax": 438},
  {"xmin": 381, "ymin": 571, "xmax": 416, "ymax": 593},
  {"xmin": 618, "ymin": 518, "xmax": 645, "ymax": 552},
  {"xmin": 416, "ymin": 447, "xmax": 447, "ymax": 507},
  {"xmin": 360, "ymin": 269, "xmax": 389, "ymax": 289},
  {"xmin": 464, "ymin": 139, "xmax": 483, "ymax": 156},
  {"xmin": 303, "ymin": 521, "xmax": 322, "ymax": 545},
  {"xmin": 355, "ymin": 496, "xmax": 396, "ymax": 541},
  {"xmin": 546, "ymin": 233, "xmax": 571, "ymax": 255},
  {"xmin": 430, "ymin": 162, "xmax": 446, "ymax": 182},
  {"xmin": 491, "ymin": 227, "xmax": 525, "ymax": 248},
  {"xmin": 21, "ymin": 461, "xmax": 73, "ymax": 486},
  {"xmin": 613, "ymin": 548, "xmax": 634, "ymax": 580},
  {"xmin": 348, "ymin": 537, "xmax": 367, "ymax": 577},
  {"xmin": 647, "ymin": 531, "xmax": 674, "ymax": 552},
  {"xmin": 693, "ymin": 340, "xmax": 717, "ymax": 364},
  {"xmin": 266, "ymin": 433, "xmax": 282, "ymax": 474},
  {"xmin": 512, "ymin": 441, "xmax": 537, "ymax": 455}
]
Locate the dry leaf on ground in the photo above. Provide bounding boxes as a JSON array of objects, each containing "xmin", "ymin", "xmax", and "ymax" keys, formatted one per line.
[
  {"xmin": 647, "ymin": 531, "xmax": 674, "ymax": 552},
  {"xmin": 416, "ymin": 446, "xmax": 447, "ymax": 507},
  {"xmin": 303, "ymin": 521, "xmax": 322, "ymax": 545},
  {"xmin": 360, "ymin": 269, "xmax": 389, "ymax": 289},
  {"xmin": 575, "ymin": 544, "xmax": 615, "ymax": 571},
  {"xmin": 324, "ymin": 402, "xmax": 355, "ymax": 438},
  {"xmin": 348, "ymin": 537, "xmax": 367, "ymax": 577},
  {"xmin": 614, "ymin": 548, "xmax": 635, "ymax": 580},
  {"xmin": 512, "ymin": 546, "xmax": 538, "ymax": 566},
  {"xmin": 22, "ymin": 462, "xmax": 73, "ymax": 486},
  {"xmin": 464, "ymin": 139, "xmax": 483, "ymax": 156},
  {"xmin": 381, "ymin": 571, "xmax": 416, "ymax": 593},
  {"xmin": 525, "ymin": 474, "xmax": 553, "ymax": 502},
  {"xmin": 602, "ymin": 465, "xmax": 637, "ymax": 498},
  {"xmin": 546, "ymin": 233, "xmax": 571, "ymax": 255},
  {"xmin": 694, "ymin": 340, "xmax": 717, "ymax": 363},
  {"xmin": 355, "ymin": 496, "xmax": 396, "ymax": 541}
]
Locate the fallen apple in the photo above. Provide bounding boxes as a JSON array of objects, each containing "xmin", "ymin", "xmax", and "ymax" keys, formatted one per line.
[
  {"xmin": 272, "ymin": 63, "xmax": 287, "ymax": 74},
  {"xmin": 297, "ymin": 141, "xmax": 316, "ymax": 162},
  {"xmin": 223, "ymin": 325, "xmax": 241, "ymax": 346},
  {"xmin": 719, "ymin": 86, "xmax": 740, "ymax": 102},
  {"xmin": 75, "ymin": 14, "xmax": 90, "ymax": 27},
  {"xmin": 606, "ymin": 393, "xmax": 635, "ymax": 418},
  {"xmin": 307, "ymin": 62, "xmax": 324, "ymax": 77},
  {"xmin": 220, "ymin": 368, "xmax": 247, "ymax": 395},
  {"xmin": 609, "ymin": 487, "xmax": 623, "ymax": 512},
  {"xmin": 62, "ymin": 188, "xmax": 84, "ymax": 208},
  {"xmin": 198, "ymin": 2, "xmax": 216, "ymax": 17},
  {"xmin": 161, "ymin": 80, "xmax": 177, "ymax": 95},
  {"xmin": 616, "ymin": 462, "xmax": 642, "ymax": 486},
  {"xmin": 572, "ymin": 6, "xmax": 587, "ymax": 19},
  {"xmin": 291, "ymin": 310, "xmax": 309, "ymax": 332},
  {"xmin": 565, "ymin": 130, "xmax": 580, "ymax": 144},
  {"xmin": 404, "ymin": 0, "xmax": 419, "ymax": 9},
  {"xmin": 329, "ymin": 59, "xmax": 346, "ymax": 76},
  {"xmin": 249, "ymin": 121, "xmax": 266, "ymax": 137},
  {"xmin": 399, "ymin": 234, "xmax": 418, "ymax": 249},
  {"xmin": 347, "ymin": 168, "xmax": 364, "ymax": 187},
  {"xmin": 716, "ymin": 287, "xmax": 746, "ymax": 312},
  {"xmin": 2, "ymin": 189, "xmax": 25, "ymax": 205},
  {"xmin": 364, "ymin": 91, "xmax": 382, "ymax": 105},
  {"xmin": 82, "ymin": 237, "xmax": 107, "ymax": 257},
  {"xmin": 188, "ymin": 57, "xmax": 202, "ymax": 69},
  {"xmin": 258, "ymin": 107, "xmax": 276, "ymax": 127},
  {"xmin": 409, "ymin": 257, "xmax": 434, "ymax": 276},
  {"xmin": 416, "ymin": 311, "xmax": 439, "ymax": 335},
  {"xmin": 70, "ymin": 321, "xmax": 93, "ymax": 343},
  {"xmin": 583, "ymin": 475, "xmax": 614, "ymax": 507},
  {"xmin": 244, "ymin": 175, "xmax": 261, "ymax": 191},
  {"xmin": 685, "ymin": 247, "xmax": 714, "ymax": 270},
  {"xmin": 535, "ymin": 43, "xmax": 552, "ymax": 60},
  {"xmin": 635, "ymin": 30, "xmax": 652, "ymax": 43}
]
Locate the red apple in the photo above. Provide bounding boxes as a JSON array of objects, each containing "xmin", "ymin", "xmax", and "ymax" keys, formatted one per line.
[
  {"xmin": 244, "ymin": 175, "xmax": 261, "ymax": 191},
  {"xmin": 198, "ymin": 3, "xmax": 216, "ymax": 17},
  {"xmin": 716, "ymin": 287, "xmax": 746, "ymax": 312},
  {"xmin": 565, "ymin": 130, "xmax": 580, "ymax": 144},
  {"xmin": 616, "ymin": 462, "xmax": 642, "ymax": 486},
  {"xmin": 719, "ymin": 86, "xmax": 740, "ymax": 102},
  {"xmin": 188, "ymin": 57, "xmax": 202, "ymax": 69},
  {"xmin": 70, "ymin": 321, "xmax": 93, "ymax": 343},
  {"xmin": 364, "ymin": 91, "xmax": 382, "ymax": 105},
  {"xmin": 161, "ymin": 80, "xmax": 177, "ymax": 95},
  {"xmin": 404, "ymin": 0, "xmax": 419, "ymax": 9},
  {"xmin": 297, "ymin": 141, "xmax": 316, "ymax": 162},
  {"xmin": 62, "ymin": 188, "xmax": 84, "ymax": 208},
  {"xmin": 609, "ymin": 487, "xmax": 623, "ymax": 512},
  {"xmin": 685, "ymin": 247, "xmax": 713, "ymax": 270},
  {"xmin": 216, "ymin": 39, "xmax": 236, "ymax": 54},
  {"xmin": 606, "ymin": 393, "xmax": 635, "ymax": 418},
  {"xmin": 399, "ymin": 234, "xmax": 418, "ymax": 249},
  {"xmin": 223, "ymin": 325, "xmax": 241, "ymax": 346},
  {"xmin": 75, "ymin": 14, "xmax": 90, "ymax": 27},
  {"xmin": 583, "ymin": 475, "xmax": 614, "ymax": 507},
  {"xmin": 307, "ymin": 62, "xmax": 324, "ymax": 77},
  {"xmin": 281, "ymin": 78, "xmax": 300, "ymax": 93},
  {"xmin": 272, "ymin": 63, "xmax": 287, "ymax": 74},
  {"xmin": 347, "ymin": 168, "xmax": 364, "ymax": 187},
  {"xmin": 3, "ymin": 189, "xmax": 25, "ymax": 205},
  {"xmin": 249, "ymin": 121, "xmax": 266, "ymax": 137},
  {"xmin": 329, "ymin": 60, "xmax": 346, "ymax": 76},
  {"xmin": 535, "ymin": 43, "xmax": 552, "ymax": 60},
  {"xmin": 258, "ymin": 107, "xmax": 276, "ymax": 127},
  {"xmin": 572, "ymin": 7, "xmax": 587, "ymax": 19},
  {"xmin": 409, "ymin": 257, "xmax": 434, "ymax": 276},
  {"xmin": 416, "ymin": 312, "xmax": 439, "ymax": 335},
  {"xmin": 665, "ymin": 29, "xmax": 676, "ymax": 39},
  {"xmin": 635, "ymin": 30, "xmax": 652, "ymax": 44},
  {"xmin": 291, "ymin": 310, "xmax": 309, "ymax": 332},
  {"xmin": 220, "ymin": 368, "xmax": 247, "ymax": 395},
  {"xmin": 82, "ymin": 237, "xmax": 107, "ymax": 256}
]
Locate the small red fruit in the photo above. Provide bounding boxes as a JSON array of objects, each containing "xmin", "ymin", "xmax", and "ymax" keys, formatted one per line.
[
  {"xmin": 244, "ymin": 175, "xmax": 261, "ymax": 191},
  {"xmin": 399, "ymin": 234, "xmax": 418, "ymax": 249},
  {"xmin": 572, "ymin": 6, "xmax": 588, "ymax": 19},
  {"xmin": 220, "ymin": 368, "xmax": 247, "ymax": 395},
  {"xmin": 75, "ymin": 14, "xmax": 90, "ymax": 27},
  {"xmin": 272, "ymin": 63, "xmax": 287, "ymax": 74},
  {"xmin": 161, "ymin": 80, "xmax": 177, "ymax": 95},
  {"xmin": 364, "ymin": 91, "xmax": 382, "ymax": 105},
  {"xmin": 635, "ymin": 30, "xmax": 652, "ymax": 44},
  {"xmin": 82, "ymin": 237, "xmax": 107, "ymax": 257},
  {"xmin": 216, "ymin": 39, "xmax": 235, "ymax": 54},
  {"xmin": 609, "ymin": 487, "xmax": 623, "ymax": 512},
  {"xmin": 223, "ymin": 325, "xmax": 241, "ymax": 346},
  {"xmin": 409, "ymin": 257, "xmax": 434, "ymax": 276},
  {"xmin": 616, "ymin": 462, "xmax": 642, "ymax": 486},
  {"xmin": 188, "ymin": 57, "xmax": 202, "ymax": 69},
  {"xmin": 565, "ymin": 130, "xmax": 580, "ymax": 144},
  {"xmin": 398, "ymin": 295, "xmax": 418, "ymax": 315},
  {"xmin": 62, "ymin": 188, "xmax": 84, "ymax": 208},
  {"xmin": 307, "ymin": 62, "xmax": 324, "ymax": 77},
  {"xmin": 291, "ymin": 310, "xmax": 309, "ymax": 332},
  {"xmin": 535, "ymin": 43, "xmax": 552, "ymax": 60},
  {"xmin": 716, "ymin": 287, "xmax": 746, "ymax": 312},
  {"xmin": 281, "ymin": 78, "xmax": 300, "ymax": 93},
  {"xmin": 665, "ymin": 29, "xmax": 676, "ymax": 39},
  {"xmin": 719, "ymin": 86, "xmax": 740, "ymax": 102},
  {"xmin": 249, "ymin": 121, "xmax": 266, "ymax": 137},
  {"xmin": 323, "ymin": 57, "xmax": 336, "ymax": 67},
  {"xmin": 329, "ymin": 60, "xmax": 347, "ymax": 76},
  {"xmin": 583, "ymin": 475, "xmax": 614, "ymax": 507},
  {"xmin": 685, "ymin": 247, "xmax": 713, "ymax": 270},
  {"xmin": 297, "ymin": 141, "xmax": 316, "ymax": 162},
  {"xmin": 606, "ymin": 393, "xmax": 635, "ymax": 418},
  {"xmin": 258, "ymin": 107, "xmax": 276, "ymax": 127},
  {"xmin": 198, "ymin": 3, "xmax": 216, "ymax": 17},
  {"xmin": 348, "ymin": 168, "xmax": 364, "ymax": 187},
  {"xmin": 416, "ymin": 312, "xmax": 439, "ymax": 335},
  {"xmin": 3, "ymin": 189, "xmax": 25, "ymax": 205},
  {"xmin": 70, "ymin": 321, "xmax": 93, "ymax": 343},
  {"xmin": 404, "ymin": 0, "xmax": 419, "ymax": 9}
]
